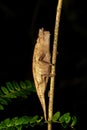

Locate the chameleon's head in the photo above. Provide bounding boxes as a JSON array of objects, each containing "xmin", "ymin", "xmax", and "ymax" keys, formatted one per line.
[{"xmin": 38, "ymin": 28, "xmax": 50, "ymax": 46}]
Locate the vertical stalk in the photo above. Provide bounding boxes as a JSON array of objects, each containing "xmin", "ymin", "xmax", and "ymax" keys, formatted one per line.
[{"xmin": 48, "ymin": 0, "xmax": 63, "ymax": 130}]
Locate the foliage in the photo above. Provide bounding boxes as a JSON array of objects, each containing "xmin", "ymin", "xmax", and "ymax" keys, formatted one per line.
[
  {"xmin": 0, "ymin": 115, "xmax": 42, "ymax": 130},
  {"xmin": 0, "ymin": 80, "xmax": 36, "ymax": 110},
  {"xmin": 0, "ymin": 112, "xmax": 77, "ymax": 130},
  {"xmin": 52, "ymin": 111, "xmax": 77, "ymax": 128},
  {"xmin": 0, "ymin": 80, "xmax": 77, "ymax": 129}
]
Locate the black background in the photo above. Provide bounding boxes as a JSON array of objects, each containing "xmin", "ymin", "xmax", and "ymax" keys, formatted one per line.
[{"xmin": 0, "ymin": 0, "xmax": 87, "ymax": 129}]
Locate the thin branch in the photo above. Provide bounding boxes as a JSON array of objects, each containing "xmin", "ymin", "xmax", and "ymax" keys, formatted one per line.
[{"xmin": 48, "ymin": 0, "xmax": 63, "ymax": 130}]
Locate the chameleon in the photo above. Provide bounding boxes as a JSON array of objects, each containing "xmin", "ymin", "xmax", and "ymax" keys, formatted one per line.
[{"xmin": 32, "ymin": 28, "xmax": 51, "ymax": 120}]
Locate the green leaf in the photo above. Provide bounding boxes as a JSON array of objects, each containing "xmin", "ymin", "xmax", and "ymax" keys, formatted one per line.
[
  {"xmin": 5, "ymin": 93, "xmax": 17, "ymax": 98},
  {"xmin": 59, "ymin": 113, "xmax": 71, "ymax": 124},
  {"xmin": 0, "ymin": 119, "xmax": 15, "ymax": 130},
  {"xmin": 15, "ymin": 116, "xmax": 31, "ymax": 126},
  {"xmin": 0, "ymin": 121, "xmax": 5, "ymax": 129},
  {"xmin": 0, "ymin": 118, "xmax": 10, "ymax": 129},
  {"xmin": 6, "ymin": 82, "xmax": 14, "ymax": 92},
  {"xmin": 4, "ymin": 118, "xmax": 10, "ymax": 126},
  {"xmin": 0, "ymin": 104, "xmax": 4, "ymax": 110},
  {"xmin": 11, "ymin": 117, "xmax": 18, "ymax": 126},
  {"xmin": 0, "ymin": 98, "xmax": 8, "ymax": 105},
  {"xmin": 25, "ymin": 80, "xmax": 32, "ymax": 89},
  {"xmin": 16, "ymin": 125, "xmax": 22, "ymax": 130},
  {"xmin": 36, "ymin": 116, "xmax": 43, "ymax": 123},
  {"xmin": 20, "ymin": 81, "xmax": 26, "ymax": 89},
  {"xmin": 12, "ymin": 82, "xmax": 20, "ymax": 91},
  {"xmin": 52, "ymin": 111, "xmax": 60, "ymax": 122},
  {"xmin": 1, "ymin": 87, "xmax": 9, "ymax": 94},
  {"xmin": 20, "ymin": 116, "xmax": 32, "ymax": 125},
  {"xmin": 15, "ymin": 117, "xmax": 24, "ymax": 126},
  {"xmin": 30, "ymin": 115, "xmax": 39, "ymax": 124},
  {"xmin": 71, "ymin": 116, "xmax": 77, "ymax": 128},
  {"xmin": 26, "ymin": 80, "xmax": 36, "ymax": 92}
]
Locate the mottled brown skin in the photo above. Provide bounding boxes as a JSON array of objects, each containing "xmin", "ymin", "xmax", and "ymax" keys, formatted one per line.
[{"xmin": 32, "ymin": 28, "xmax": 51, "ymax": 120}]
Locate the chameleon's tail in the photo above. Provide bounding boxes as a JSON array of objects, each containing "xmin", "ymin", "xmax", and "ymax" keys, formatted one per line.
[
  {"xmin": 36, "ymin": 86, "xmax": 47, "ymax": 120},
  {"xmin": 40, "ymin": 96, "xmax": 47, "ymax": 121},
  {"xmin": 38, "ymin": 91, "xmax": 47, "ymax": 120},
  {"xmin": 33, "ymin": 77, "xmax": 47, "ymax": 120}
]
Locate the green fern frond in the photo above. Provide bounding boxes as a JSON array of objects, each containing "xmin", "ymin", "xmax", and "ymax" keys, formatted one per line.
[
  {"xmin": 52, "ymin": 111, "xmax": 77, "ymax": 128},
  {"xmin": 0, "ymin": 112, "xmax": 77, "ymax": 129},
  {"xmin": 0, "ymin": 80, "xmax": 36, "ymax": 110},
  {"xmin": 0, "ymin": 115, "xmax": 42, "ymax": 130}
]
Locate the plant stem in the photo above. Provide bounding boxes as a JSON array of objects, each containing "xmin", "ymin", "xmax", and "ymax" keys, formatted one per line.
[{"xmin": 48, "ymin": 0, "xmax": 63, "ymax": 130}]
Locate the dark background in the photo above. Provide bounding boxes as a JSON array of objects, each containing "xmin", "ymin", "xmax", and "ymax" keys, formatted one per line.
[{"xmin": 0, "ymin": 0, "xmax": 87, "ymax": 129}]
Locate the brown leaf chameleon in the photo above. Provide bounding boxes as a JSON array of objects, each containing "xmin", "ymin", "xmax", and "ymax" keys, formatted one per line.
[{"xmin": 32, "ymin": 28, "xmax": 52, "ymax": 120}]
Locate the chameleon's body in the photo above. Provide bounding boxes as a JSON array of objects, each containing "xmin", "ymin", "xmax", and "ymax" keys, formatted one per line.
[{"xmin": 32, "ymin": 28, "xmax": 51, "ymax": 120}]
